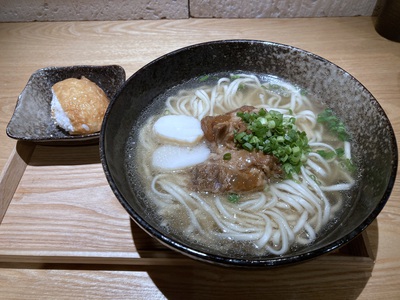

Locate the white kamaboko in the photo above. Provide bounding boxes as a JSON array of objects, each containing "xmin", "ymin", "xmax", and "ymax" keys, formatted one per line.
[
  {"xmin": 153, "ymin": 115, "xmax": 204, "ymax": 145},
  {"xmin": 152, "ymin": 144, "xmax": 210, "ymax": 170}
]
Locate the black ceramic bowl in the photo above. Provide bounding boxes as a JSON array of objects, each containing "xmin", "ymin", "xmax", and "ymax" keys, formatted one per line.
[{"xmin": 100, "ymin": 40, "xmax": 397, "ymax": 267}]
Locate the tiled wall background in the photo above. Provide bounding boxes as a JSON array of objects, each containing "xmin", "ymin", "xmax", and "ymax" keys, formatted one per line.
[{"xmin": 1, "ymin": 0, "xmax": 381, "ymax": 22}]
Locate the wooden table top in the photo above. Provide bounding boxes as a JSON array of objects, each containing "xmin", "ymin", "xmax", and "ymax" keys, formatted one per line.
[{"xmin": 0, "ymin": 17, "xmax": 399, "ymax": 299}]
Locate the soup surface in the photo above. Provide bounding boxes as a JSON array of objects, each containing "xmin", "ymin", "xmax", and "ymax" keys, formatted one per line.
[{"xmin": 126, "ymin": 72, "xmax": 356, "ymax": 257}]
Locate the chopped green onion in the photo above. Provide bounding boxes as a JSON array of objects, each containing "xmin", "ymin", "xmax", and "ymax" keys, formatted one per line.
[
  {"xmin": 199, "ymin": 75, "xmax": 219, "ymax": 82},
  {"xmin": 228, "ymin": 193, "xmax": 240, "ymax": 203},
  {"xmin": 234, "ymin": 109, "xmax": 311, "ymax": 178},
  {"xmin": 317, "ymin": 150, "xmax": 336, "ymax": 160},
  {"xmin": 199, "ymin": 75, "xmax": 210, "ymax": 82},
  {"xmin": 309, "ymin": 174, "xmax": 321, "ymax": 185},
  {"xmin": 316, "ymin": 147, "xmax": 355, "ymax": 173},
  {"xmin": 230, "ymin": 74, "xmax": 241, "ymax": 80},
  {"xmin": 249, "ymin": 136, "xmax": 260, "ymax": 144},
  {"xmin": 300, "ymin": 89, "xmax": 308, "ymax": 96},
  {"xmin": 268, "ymin": 120, "xmax": 276, "ymax": 128},
  {"xmin": 341, "ymin": 158, "xmax": 355, "ymax": 172},
  {"xmin": 317, "ymin": 109, "xmax": 350, "ymax": 141},
  {"xmin": 242, "ymin": 142, "xmax": 254, "ymax": 151},
  {"xmin": 223, "ymin": 153, "xmax": 232, "ymax": 160},
  {"xmin": 258, "ymin": 108, "xmax": 267, "ymax": 117},
  {"xmin": 335, "ymin": 148, "xmax": 345, "ymax": 157}
]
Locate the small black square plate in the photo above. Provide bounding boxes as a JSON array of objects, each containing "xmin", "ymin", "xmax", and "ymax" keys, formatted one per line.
[{"xmin": 6, "ymin": 65, "xmax": 125, "ymax": 143}]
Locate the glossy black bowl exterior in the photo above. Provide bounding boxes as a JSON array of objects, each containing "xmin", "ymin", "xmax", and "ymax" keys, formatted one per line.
[{"xmin": 100, "ymin": 40, "xmax": 397, "ymax": 267}]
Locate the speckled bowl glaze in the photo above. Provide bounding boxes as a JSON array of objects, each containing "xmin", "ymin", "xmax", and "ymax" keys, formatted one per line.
[
  {"xmin": 100, "ymin": 40, "xmax": 397, "ymax": 267},
  {"xmin": 7, "ymin": 65, "xmax": 125, "ymax": 143}
]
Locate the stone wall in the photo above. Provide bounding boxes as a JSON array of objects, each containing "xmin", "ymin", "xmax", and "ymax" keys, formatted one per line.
[{"xmin": 0, "ymin": 0, "xmax": 380, "ymax": 22}]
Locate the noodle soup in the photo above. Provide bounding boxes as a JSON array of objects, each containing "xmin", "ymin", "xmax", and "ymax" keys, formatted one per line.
[{"xmin": 126, "ymin": 73, "xmax": 356, "ymax": 257}]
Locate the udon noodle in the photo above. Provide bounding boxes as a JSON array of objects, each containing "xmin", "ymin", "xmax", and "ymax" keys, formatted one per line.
[{"xmin": 132, "ymin": 73, "xmax": 355, "ymax": 256}]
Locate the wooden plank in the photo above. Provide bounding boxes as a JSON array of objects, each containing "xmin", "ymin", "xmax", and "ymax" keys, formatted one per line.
[{"xmin": 0, "ymin": 142, "xmax": 35, "ymax": 222}]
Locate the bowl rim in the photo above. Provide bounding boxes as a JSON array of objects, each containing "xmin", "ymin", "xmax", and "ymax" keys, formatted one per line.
[{"xmin": 100, "ymin": 39, "xmax": 398, "ymax": 267}]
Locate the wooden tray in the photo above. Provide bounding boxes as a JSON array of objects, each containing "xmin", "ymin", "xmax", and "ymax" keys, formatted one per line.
[{"xmin": 0, "ymin": 141, "xmax": 375, "ymax": 271}]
